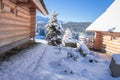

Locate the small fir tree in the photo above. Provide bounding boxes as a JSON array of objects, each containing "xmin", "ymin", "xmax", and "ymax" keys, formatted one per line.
[
  {"xmin": 63, "ymin": 28, "xmax": 72, "ymax": 39},
  {"xmin": 62, "ymin": 28, "xmax": 73, "ymax": 43},
  {"xmin": 46, "ymin": 11, "xmax": 63, "ymax": 46}
]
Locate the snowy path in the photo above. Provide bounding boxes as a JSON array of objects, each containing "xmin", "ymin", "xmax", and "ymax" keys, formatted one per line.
[
  {"xmin": 0, "ymin": 44, "xmax": 48, "ymax": 80},
  {"xmin": 0, "ymin": 43, "xmax": 119, "ymax": 80}
]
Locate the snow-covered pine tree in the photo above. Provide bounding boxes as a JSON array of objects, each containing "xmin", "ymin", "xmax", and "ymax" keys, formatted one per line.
[
  {"xmin": 62, "ymin": 28, "xmax": 77, "ymax": 47},
  {"xmin": 45, "ymin": 11, "xmax": 63, "ymax": 46},
  {"xmin": 62, "ymin": 28, "xmax": 73, "ymax": 44}
]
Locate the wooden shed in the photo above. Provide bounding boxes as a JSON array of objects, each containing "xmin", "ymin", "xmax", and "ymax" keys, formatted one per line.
[
  {"xmin": 86, "ymin": 0, "xmax": 120, "ymax": 55},
  {"xmin": 0, "ymin": 0, "xmax": 48, "ymax": 54}
]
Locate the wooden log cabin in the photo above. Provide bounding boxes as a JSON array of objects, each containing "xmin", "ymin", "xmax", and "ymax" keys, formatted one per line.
[
  {"xmin": 86, "ymin": 0, "xmax": 120, "ymax": 56},
  {"xmin": 0, "ymin": 0, "xmax": 48, "ymax": 54}
]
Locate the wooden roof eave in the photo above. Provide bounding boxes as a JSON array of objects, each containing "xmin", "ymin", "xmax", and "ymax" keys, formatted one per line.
[
  {"xmin": 86, "ymin": 30, "xmax": 120, "ymax": 35},
  {"xmin": 30, "ymin": 0, "xmax": 48, "ymax": 15}
]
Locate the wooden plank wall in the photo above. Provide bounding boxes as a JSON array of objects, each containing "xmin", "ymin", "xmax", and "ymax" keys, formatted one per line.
[
  {"xmin": 100, "ymin": 32, "xmax": 120, "ymax": 54},
  {"xmin": 0, "ymin": 0, "xmax": 36, "ymax": 54}
]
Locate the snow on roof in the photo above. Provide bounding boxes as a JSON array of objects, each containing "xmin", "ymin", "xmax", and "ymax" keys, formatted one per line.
[
  {"xmin": 86, "ymin": 0, "xmax": 120, "ymax": 32},
  {"xmin": 112, "ymin": 54, "xmax": 120, "ymax": 65}
]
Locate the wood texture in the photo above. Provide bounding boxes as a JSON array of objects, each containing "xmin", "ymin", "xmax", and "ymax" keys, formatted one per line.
[
  {"xmin": 100, "ymin": 33, "xmax": 120, "ymax": 54},
  {"xmin": 30, "ymin": 8, "xmax": 36, "ymax": 38},
  {"xmin": 0, "ymin": 0, "xmax": 2, "ymax": 13},
  {"xmin": 0, "ymin": 0, "xmax": 32, "ymax": 54},
  {"xmin": 31, "ymin": 0, "xmax": 48, "ymax": 15},
  {"xmin": 0, "ymin": 34, "xmax": 30, "ymax": 47},
  {"xmin": 94, "ymin": 32, "xmax": 102, "ymax": 50},
  {"xmin": 0, "ymin": 38, "xmax": 30, "ymax": 54},
  {"xmin": 0, "ymin": 0, "xmax": 48, "ymax": 53},
  {"xmin": 0, "ymin": 24, "xmax": 29, "ymax": 32}
]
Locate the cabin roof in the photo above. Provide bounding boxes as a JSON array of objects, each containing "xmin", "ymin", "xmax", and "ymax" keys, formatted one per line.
[
  {"xmin": 86, "ymin": 0, "xmax": 120, "ymax": 33},
  {"xmin": 31, "ymin": 0, "xmax": 48, "ymax": 15},
  {"xmin": 11, "ymin": 0, "xmax": 48, "ymax": 15}
]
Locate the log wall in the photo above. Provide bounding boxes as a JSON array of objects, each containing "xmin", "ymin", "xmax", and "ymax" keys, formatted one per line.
[
  {"xmin": 30, "ymin": 7, "xmax": 36, "ymax": 38},
  {"xmin": 94, "ymin": 32, "xmax": 120, "ymax": 55},
  {"xmin": 94, "ymin": 32, "xmax": 102, "ymax": 50},
  {"xmin": 0, "ymin": 0, "xmax": 36, "ymax": 54},
  {"xmin": 101, "ymin": 32, "xmax": 120, "ymax": 55}
]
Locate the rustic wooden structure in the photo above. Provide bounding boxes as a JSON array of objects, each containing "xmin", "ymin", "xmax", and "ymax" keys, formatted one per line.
[
  {"xmin": 86, "ymin": 0, "xmax": 120, "ymax": 55},
  {"xmin": 0, "ymin": 0, "xmax": 48, "ymax": 54}
]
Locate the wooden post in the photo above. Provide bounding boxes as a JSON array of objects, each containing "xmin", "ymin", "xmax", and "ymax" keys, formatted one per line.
[
  {"xmin": 14, "ymin": 5, "xmax": 17, "ymax": 16},
  {"xmin": 30, "ymin": 7, "xmax": 36, "ymax": 41},
  {"xmin": 0, "ymin": 0, "xmax": 2, "ymax": 13},
  {"xmin": 94, "ymin": 32, "xmax": 102, "ymax": 50}
]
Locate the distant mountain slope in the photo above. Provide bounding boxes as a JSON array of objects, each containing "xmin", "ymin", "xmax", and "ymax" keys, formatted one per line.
[
  {"xmin": 62, "ymin": 22, "xmax": 92, "ymax": 32},
  {"xmin": 36, "ymin": 16, "xmax": 93, "ymax": 36},
  {"xmin": 37, "ymin": 16, "xmax": 49, "ymax": 23},
  {"xmin": 37, "ymin": 16, "xmax": 65, "ymax": 24},
  {"xmin": 37, "ymin": 21, "xmax": 92, "ymax": 33}
]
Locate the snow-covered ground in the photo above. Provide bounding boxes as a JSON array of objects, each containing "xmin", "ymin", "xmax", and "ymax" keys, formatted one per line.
[
  {"xmin": 35, "ymin": 39, "xmax": 48, "ymax": 44},
  {"xmin": 0, "ymin": 42, "xmax": 120, "ymax": 80}
]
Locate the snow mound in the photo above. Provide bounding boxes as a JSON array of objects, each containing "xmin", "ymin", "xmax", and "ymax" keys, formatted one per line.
[
  {"xmin": 112, "ymin": 54, "xmax": 120, "ymax": 65},
  {"xmin": 0, "ymin": 43, "xmax": 119, "ymax": 80}
]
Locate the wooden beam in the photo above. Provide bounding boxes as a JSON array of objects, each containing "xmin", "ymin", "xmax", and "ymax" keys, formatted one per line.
[
  {"xmin": 0, "ymin": 13, "xmax": 30, "ymax": 22},
  {"xmin": 0, "ymin": 38, "xmax": 30, "ymax": 54},
  {"xmin": 0, "ymin": 17, "xmax": 30, "ymax": 26},
  {"xmin": 0, "ymin": 34, "xmax": 30, "ymax": 47},
  {"xmin": 0, "ymin": 30, "xmax": 30, "ymax": 40},
  {"xmin": 30, "ymin": 8, "xmax": 36, "ymax": 38},
  {"xmin": 30, "ymin": 0, "xmax": 48, "ymax": 15},
  {"xmin": 94, "ymin": 32, "xmax": 103, "ymax": 50},
  {"xmin": 14, "ymin": 5, "xmax": 17, "ymax": 16},
  {"xmin": 0, "ymin": 0, "xmax": 2, "ymax": 13},
  {"xmin": 16, "ymin": 2, "xmax": 31, "ymax": 7},
  {"xmin": 0, "ymin": 24, "xmax": 30, "ymax": 32}
]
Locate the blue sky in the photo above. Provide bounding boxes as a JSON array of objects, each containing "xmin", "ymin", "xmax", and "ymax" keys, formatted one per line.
[{"xmin": 37, "ymin": 0, "xmax": 114, "ymax": 22}]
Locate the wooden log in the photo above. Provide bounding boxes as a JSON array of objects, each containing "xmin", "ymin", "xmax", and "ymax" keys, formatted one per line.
[
  {"xmin": 106, "ymin": 49, "xmax": 119, "ymax": 54},
  {"xmin": 101, "ymin": 46, "xmax": 120, "ymax": 53},
  {"xmin": 94, "ymin": 32, "xmax": 102, "ymax": 49},
  {"xmin": 100, "ymin": 47, "xmax": 117, "ymax": 53},
  {"xmin": 103, "ymin": 36, "xmax": 120, "ymax": 42},
  {"xmin": 102, "ymin": 32, "xmax": 120, "ymax": 37},
  {"xmin": 3, "ymin": 0, "xmax": 15, "ymax": 9},
  {"xmin": 101, "ymin": 44, "xmax": 120, "ymax": 51},
  {"xmin": 2, "ymin": 4, "xmax": 11, "ymax": 13},
  {"xmin": 0, "ymin": 13, "xmax": 30, "ymax": 22},
  {"xmin": 0, "ymin": 30, "xmax": 30, "ymax": 40},
  {"xmin": 17, "ymin": 6, "xmax": 30, "ymax": 15},
  {"xmin": 20, "ymin": 6, "xmax": 30, "ymax": 12},
  {"xmin": 14, "ymin": 5, "xmax": 17, "ymax": 16},
  {"xmin": 0, "ymin": 34, "xmax": 30, "ymax": 47},
  {"xmin": 16, "ymin": 2, "xmax": 31, "ymax": 7},
  {"xmin": 30, "ymin": 8, "xmax": 36, "ymax": 38},
  {"xmin": 3, "ymin": 0, "xmax": 30, "ymax": 15},
  {"xmin": 103, "ymin": 39, "xmax": 120, "ymax": 45},
  {"xmin": 0, "ymin": 24, "xmax": 30, "ymax": 32},
  {"xmin": 0, "ymin": 0, "xmax": 2, "ymax": 13},
  {"xmin": 0, "ymin": 17, "xmax": 30, "ymax": 26},
  {"xmin": 0, "ymin": 38, "xmax": 30, "ymax": 54},
  {"xmin": 17, "ymin": 11, "xmax": 30, "ymax": 19}
]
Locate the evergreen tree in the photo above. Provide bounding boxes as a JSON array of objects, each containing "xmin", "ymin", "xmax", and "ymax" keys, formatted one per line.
[
  {"xmin": 62, "ymin": 28, "xmax": 73, "ymax": 43},
  {"xmin": 45, "ymin": 11, "xmax": 63, "ymax": 46},
  {"xmin": 63, "ymin": 28, "xmax": 72, "ymax": 39}
]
